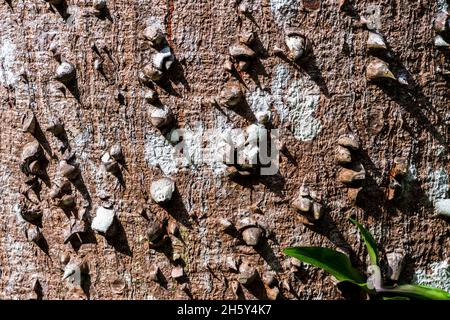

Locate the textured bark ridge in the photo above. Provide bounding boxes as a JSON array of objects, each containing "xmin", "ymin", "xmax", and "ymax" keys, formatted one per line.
[{"xmin": 0, "ymin": 0, "xmax": 449, "ymax": 300}]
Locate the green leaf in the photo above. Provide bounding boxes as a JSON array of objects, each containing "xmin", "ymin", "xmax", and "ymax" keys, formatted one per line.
[
  {"xmin": 348, "ymin": 217, "xmax": 379, "ymax": 266},
  {"xmin": 382, "ymin": 296, "xmax": 410, "ymax": 300},
  {"xmin": 283, "ymin": 247, "xmax": 366, "ymax": 286},
  {"xmin": 382, "ymin": 284, "xmax": 450, "ymax": 300}
]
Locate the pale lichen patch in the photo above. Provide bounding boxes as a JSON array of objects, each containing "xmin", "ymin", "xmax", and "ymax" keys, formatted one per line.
[{"xmin": 426, "ymin": 167, "xmax": 449, "ymax": 203}]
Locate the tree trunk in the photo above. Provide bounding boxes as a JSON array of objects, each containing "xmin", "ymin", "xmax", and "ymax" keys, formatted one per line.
[{"xmin": 0, "ymin": 0, "xmax": 449, "ymax": 300}]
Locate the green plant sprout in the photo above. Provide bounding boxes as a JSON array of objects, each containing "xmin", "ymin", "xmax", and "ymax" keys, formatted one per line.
[{"xmin": 283, "ymin": 217, "xmax": 450, "ymax": 300}]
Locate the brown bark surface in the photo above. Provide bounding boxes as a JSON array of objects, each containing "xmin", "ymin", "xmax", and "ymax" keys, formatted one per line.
[{"xmin": 0, "ymin": 0, "xmax": 449, "ymax": 299}]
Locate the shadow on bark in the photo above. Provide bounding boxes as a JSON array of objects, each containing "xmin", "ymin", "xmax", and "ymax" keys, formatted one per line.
[
  {"xmin": 234, "ymin": 281, "xmax": 247, "ymax": 300},
  {"xmin": 149, "ymin": 236, "xmax": 174, "ymax": 264},
  {"xmin": 34, "ymin": 280, "xmax": 44, "ymax": 300},
  {"xmin": 336, "ymin": 281, "xmax": 367, "ymax": 300},
  {"xmin": 31, "ymin": 121, "xmax": 53, "ymax": 161},
  {"xmin": 305, "ymin": 212, "xmax": 359, "ymax": 265},
  {"xmin": 49, "ymin": 1, "xmax": 70, "ymax": 20},
  {"xmin": 69, "ymin": 229, "xmax": 98, "ymax": 252},
  {"xmin": 23, "ymin": 128, "xmax": 52, "ymax": 190},
  {"xmin": 155, "ymin": 58, "xmax": 191, "ymax": 96},
  {"xmin": 82, "ymin": 273, "xmax": 91, "ymax": 300},
  {"xmin": 96, "ymin": 7, "xmax": 113, "ymax": 22},
  {"xmin": 344, "ymin": 0, "xmax": 447, "ymax": 155},
  {"xmin": 28, "ymin": 180, "xmax": 44, "ymax": 203},
  {"xmin": 50, "ymin": 125, "xmax": 70, "ymax": 154},
  {"xmin": 155, "ymin": 268, "xmax": 169, "ymax": 290},
  {"xmin": 355, "ymin": 148, "xmax": 385, "ymax": 219},
  {"xmin": 64, "ymin": 77, "xmax": 82, "ymax": 104},
  {"xmin": 341, "ymin": 1, "xmax": 361, "ymax": 20},
  {"xmin": 245, "ymin": 32, "xmax": 270, "ymax": 88},
  {"xmin": 226, "ymin": 98, "xmax": 257, "ymax": 123},
  {"xmin": 71, "ymin": 173, "xmax": 93, "ymax": 208},
  {"xmin": 378, "ymin": 82, "xmax": 448, "ymax": 155},
  {"xmin": 111, "ymin": 168, "xmax": 126, "ymax": 189}
]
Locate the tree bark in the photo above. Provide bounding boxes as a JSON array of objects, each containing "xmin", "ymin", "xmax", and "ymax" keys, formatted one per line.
[{"xmin": 0, "ymin": 0, "xmax": 449, "ymax": 299}]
